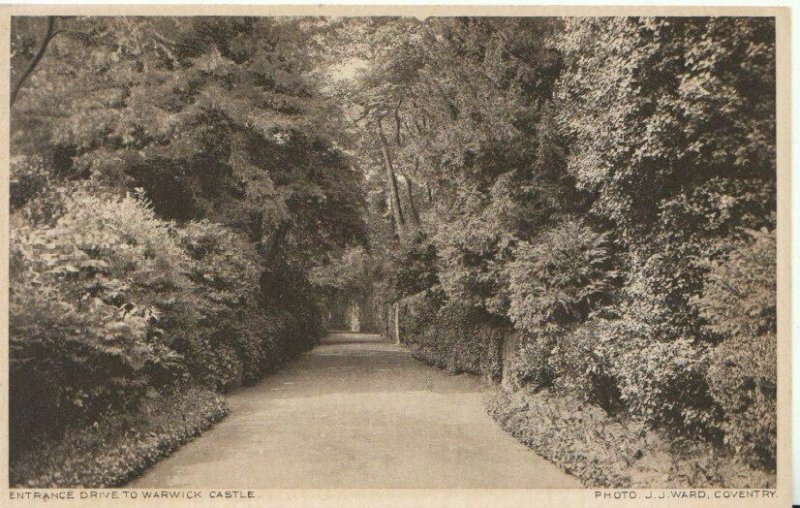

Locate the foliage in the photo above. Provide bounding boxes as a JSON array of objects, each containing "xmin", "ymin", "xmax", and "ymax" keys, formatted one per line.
[
  {"xmin": 502, "ymin": 332, "xmax": 556, "ymax": 392},
  {"xmin": 12, "ymin": 16, "xmax": 366, "ymax": 269},
  {"xmin": 554, "ymin": 17, "xmax": 774, "ymax": 230},
  {"xmin": 10, "ymin": 16, "xmax": 360, "ymax": 474},
  {"xmin": 433, "ymin": 191, "xmax": 516, "ymax": 316},
  {"xmin": 339, "ymin": 15, "xmax": 778, "ymax": 478},
  {"xmin": 400, "ymin": 291, "xmax": 507, "ymax": 382},
  {"xmin": 505, "ymin": 219, "xmax": 618, "ymax": 335},
  {"xmin": 176, "ymin": 220, "xmax": 264, "ymax": 390},
  {"xmin": 10, "ymin": 14, "xmax": 778, "ymax": 486},
  {"xmin": 488, "ymin": 387, "xmax": 776, "ymax": 489},
  {"xmin": 11, "ymin": 387, "xmax": 227, "ymax": 488},
  {"xmin": 694, "ymin": 229, "xmax": 777, "ymax": 340},
  {"xmin": 555, "ymin": 16, "xmax": 776, "ymax": 336},
  {"xmin": 389, "ymin": 230, "xmax": 439, "ymax": 299},
  {"xmin": 10, "ymin": 155, "xmax": 51, "ymax": 209},
  {"xmin": 310, "ymin": 246, "xmax": 369, "ymax": 294},
  {"xmin": 10, "ymin": 185, "xmax": 191, "ymax": 451},
  {"xmin": 9, "ymin": 178, "xmax": 322, "ymax": 455},
  {"xmin": 694, "ymin": 229, "xmax": 777, "ymax": 468}
]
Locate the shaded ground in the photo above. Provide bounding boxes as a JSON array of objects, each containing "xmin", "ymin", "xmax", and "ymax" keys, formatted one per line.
[{"xmin": 129, "ymin": 333, "xmax": 581, "ymax": 488}]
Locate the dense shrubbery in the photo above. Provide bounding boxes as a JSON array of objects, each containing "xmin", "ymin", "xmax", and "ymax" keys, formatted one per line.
[
  {"xmin": 11, "ymin": 387, "xmax": 227, "ymax": 488},
  {"xmin": 10, "ymin": 185, "xmax": 191, "ymax": 452},
  {"xmin": 11, "ymin": 14, "xmax": 777, "ymax": 487},
  {"xmin": 10, "ymin": 16, "xmax": 364, "ymax": 486},
  {"xmin": 344, "ymin": 16, "xmax": 777, "ymax": 482},
  {"xmin": 694, "ymin": 228, "xmax": 777, "ymax": 468},
  {"xmin": 9, "ymin": 184, "xmax": 323, "ymax": 462},
  {"xmin": 400, "ymin": 292, "xmax": 506, "ymax": 381},
  {"xmin": 488, "ymin": 388, "xmax": 775, "ymax": 488},
  {"xmin": 505, "ymin": 219, "xmax": 618, "ymax": 336},
  {"xmin": 176, "ymin": 220, "xmax": 267, "ymax": 390}
]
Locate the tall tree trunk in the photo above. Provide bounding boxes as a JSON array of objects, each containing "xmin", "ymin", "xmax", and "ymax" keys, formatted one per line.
[
  {"xmin": 404, "ymin": 176, "xmax": 420, "ymax": 225},
  {"xmin": 376, "ymin": 116, "xmax": 405, "ymax": 234},
  {"xmin": 388, "ymin": 203, "xmax": 398, "ymax": 238},
  {"xmin": 393, "ymin": 302, "xmax": 401, "ymax": 345}
]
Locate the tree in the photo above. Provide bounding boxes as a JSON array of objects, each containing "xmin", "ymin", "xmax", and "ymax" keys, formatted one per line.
[
  {"xmin": 13, "ymin": 16, "xmax": 367, "ymax": 269},
  {"xmin": 555, "ymin": 17, "xmax": 776, "ymax": 339},
  {"xmin": 9, "ymin": 16, "xmax": 368, "ymax": 461}
]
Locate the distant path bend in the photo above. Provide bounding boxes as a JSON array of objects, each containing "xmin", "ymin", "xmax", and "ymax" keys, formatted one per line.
[{"xmin": 129, "ymin": 332, "xmax": 581, "ymax": 488}]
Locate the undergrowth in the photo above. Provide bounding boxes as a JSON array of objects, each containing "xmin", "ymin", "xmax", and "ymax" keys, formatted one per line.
[
  {"xmin": 486, "ymin": 387, "xmax": 776, "ymax": 489},
  {"xmin": 11, "ymin": 387, "xmax": 227, "ymax": 488}
]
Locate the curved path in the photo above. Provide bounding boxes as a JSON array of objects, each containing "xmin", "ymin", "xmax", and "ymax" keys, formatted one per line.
[{"xmin": 129, "ymin": 332, "xmax": 580, "ymax": 488}]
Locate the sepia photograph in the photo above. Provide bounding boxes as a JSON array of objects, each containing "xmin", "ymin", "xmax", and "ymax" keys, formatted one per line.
[{"xmin": 3, "ymin": 5, "xmax": 791, "ymax": 507}]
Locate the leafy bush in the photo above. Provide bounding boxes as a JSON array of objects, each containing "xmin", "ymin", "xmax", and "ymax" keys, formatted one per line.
[
  {"xmin": 502, "ymin": 332, "xmax": 556, "ymax": 392},
  {"xmin": 400, "ymin": 291, "xmax": 506, "ymax": 381},
  {"xmin": 176, "ymin": 221, "xmax": 264, "ymax": 390},
  {"xmin": 389, "ymin": 231, "xmax": 439, "ymax": 299},
  {"xmin": 10, "ymin": 155, "xmax": 51, "ymax": 209},
  {"xmin": 693, "ymin": 228, "xmax": 776, "ymax": 468},
  {"xmin": 9, "ymin": 181, "xmax": 319, "ymax": 457},
  {"xmin": 488, "ymin": 387, "xmax": 775, "ymax": 488},
  {"xmin": 487, "ymin": 387, "xmax": 638, "ymax": 487},
  {"xmin": 693, "ymin": 229, "xmax": 776, "ymax": 341},
  {"xmin": 500, "ymin": 219, "xmax": 621, "ymax": 400},
  {"xmin": 10, "ymin": 184, "xmax": 192, "ymax": 453},
  {"xmin": 505, "ymin": 219, "xmax": 618, "ymax": 336},
  {"xmin": 609, "ymin": 335, "xmax": 715, "ymax": 437},
  {"xmin": 547, "ymin": 314, "xmax": 717, "ymax": 437},
  {"xmin": 433, "ymin": 190, "xmax": 515, "ymax": 316},
  {"xmin": 10, "ymin": 387, "xmax": 227, "ymax": 488},
  {"xmin": 546, "ymin": 319, "xmax": 625, "ymax": 414}
]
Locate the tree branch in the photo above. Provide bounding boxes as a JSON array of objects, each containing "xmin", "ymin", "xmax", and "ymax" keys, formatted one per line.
[
  {"xmin": 11, "ymin": 16, "xmax": 56, "ymax": 106},
  {"xmin": 50, "ymin": 29, "xmax": 94, "ymax": 44},
  {"xmin": 347, "ymin": 105, "xmax": 372, "ymax": 125}
]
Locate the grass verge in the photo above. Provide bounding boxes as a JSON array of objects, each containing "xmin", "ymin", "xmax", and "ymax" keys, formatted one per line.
[{"xmin": 11, "ymin": 387, "xmax": 228, "ymax": 488}]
